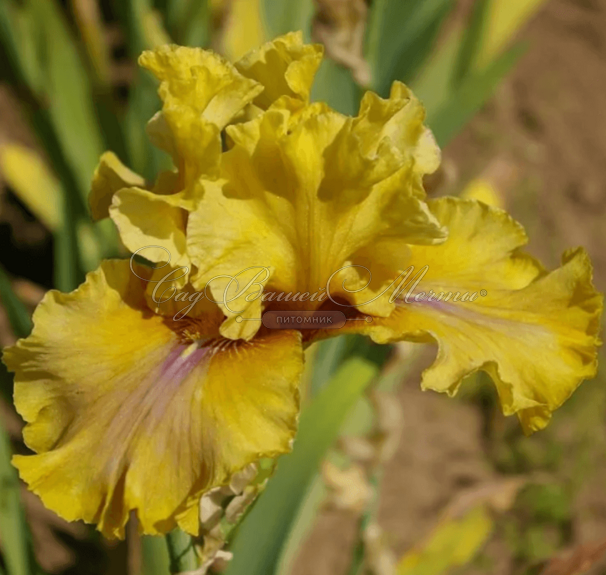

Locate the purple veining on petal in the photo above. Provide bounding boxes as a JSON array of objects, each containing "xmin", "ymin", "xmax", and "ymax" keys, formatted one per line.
[
  {"xmin": 148, "ymin": 344, "xmax": 210, "ymax": 421},
  {"xmin": 396, "ymin": 296, "xmax": 454, "ymax": 313},
  {"xmin": 397, "ymin": 295, "xmax": 548, "ymax": 333},
  {"xmin": 100, "ymin": 342, "xmax": 211, "ymax": 478},
  {"xmin": 398, "ymin": 296, "xmax": 478, "ymax": 321},
  {"xmin": 157, "ymin": 345, "xmax": 210, "ymax": 389}
]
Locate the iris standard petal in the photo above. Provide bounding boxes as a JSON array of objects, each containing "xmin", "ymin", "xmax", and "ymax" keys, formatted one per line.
[
  {"xmin": 109, "ymin": 187, "xmax": 190, "ymax": 275},
  {"xmin": 235, "ymin": 31, "xmax": 324, "ymax": 109},
  {"xmin": 140, "ymin": 45, "xmax": 262, "ymax": 184},
  {"xmin": 139, "ymin": 45, "xmax": 263, "ymax": 129},
  {"xmin": 187, "ymin": 87, "xmax": 446, "ymax": 337}
]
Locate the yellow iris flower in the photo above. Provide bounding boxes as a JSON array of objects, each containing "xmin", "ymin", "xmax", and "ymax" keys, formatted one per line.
[{"xmin": 2, "ymin": 32, "xmax": 602, "ymax": 539}]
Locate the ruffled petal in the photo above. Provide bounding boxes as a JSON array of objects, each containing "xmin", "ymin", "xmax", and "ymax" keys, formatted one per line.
[
  {"xmin": 109, "ymin": 187, "xmax": 190, "ymax": 274},
  {"xmin": 365, "ymin": 198, "xmax": 603, "ymax": 433},
  {"xmin": 139, "ymin": 45, "xmax": 263, "ymax": 129},
  {"xmin": 139, "ymin": 45, "xmax": 262, "ymax": 183},
  {"xmin": 3, "ymin": 261, "xmax": 303, "ymax": 537},
  {"xmin": 235, "ymin": 31, "xmax": 323, "ymax": 109},
  {"xmin": 110, "ymin": 46, "xmax": 254, "ymax": 264},
  {"xmin": 149, "ymin": 108, "xmax": 223, "ymax": 186},
  {"xmin": 187, "ymin": 86, "xmax": 445, "ymax": 336},
  {"xmin": 89, "ymin": 152, "xmax": 146, "ymax": 221}
]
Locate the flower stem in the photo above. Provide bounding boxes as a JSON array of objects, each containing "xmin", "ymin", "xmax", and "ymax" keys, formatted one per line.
[{"xmin": 165, "ymin": 529, "xmax": 198, "ymax": 573}]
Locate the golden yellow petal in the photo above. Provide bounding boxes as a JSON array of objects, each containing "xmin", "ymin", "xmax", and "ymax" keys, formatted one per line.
[
  {"xmin": 109, "ymin": 187, "xmax": 190, "ymax": 272},
  {"xmin": 139, "ymin": 45, "xmax": 263, "ymax": 128},
  {"xmin": 188, "ymin": 88, "xmax": 445, "ymax": 335},
  {"xmin": 366, "ymin": 198, "xmax": 603, "ymax": 433},
  {"xmin": 89, "ymin": 152, "xmax": 146, "ymax": 221},
  {"xmin": 3, "ymin": 260, "xmax": 303, "ymax": 538},
  {"xmin": 139, "ymin": 45, "xmax": 262, "ymax": 183},
  {"xmin": 235, "ymin": 31, "xmax": 324, "ymax": 109},
  {"xmin": 352, "ymin": 82, "xmax": 441, "ymax": 185}
]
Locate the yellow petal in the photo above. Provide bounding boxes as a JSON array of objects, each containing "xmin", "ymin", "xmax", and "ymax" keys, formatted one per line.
[
  {"xmin": 106, "ymin": 50, "xmax": 236, "ymax": 262},
  {"xmin": 139, "ymin": 44, "xmax": 263, "ymax": 129},
  {"xmin": 188, "ymin": 87, "xmax": 445, "ymax": 335},
  {"xmin": 89, "ymin": 151, "xmax": 146, "ymax": 221},
  {"xmin": 366, "ymin": 198, "xmax": 602, "ymax": 433},
  {"xmin": 3, "ymin": 260, "xmax": 303, "ymax": 538},
  {"xmin": 139, "ymin": 45, "xmax": 262, "ymax": 183},
  {"xmin": 109, "ymin": 187, "xmax": 190, "ymax": 273},
  {"xmin": 235, "ymin": 31, "xmax": 324, "ymax": 109},
  {"xmin": 144, "ymin": 106, "xmax": 222, "ymax": 186},
  {"xmin": 352, "ymin": 82, "xmax": 441, "ymax": 180},
  {"xmin": 145, "ymin": 110, "xmax": 221, "ymax": 201}
]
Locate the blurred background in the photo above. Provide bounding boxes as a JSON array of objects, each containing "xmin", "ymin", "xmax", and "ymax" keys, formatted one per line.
[{"xmin": 0, "ymin": 0, "xmax": 605, "ymax": 574}]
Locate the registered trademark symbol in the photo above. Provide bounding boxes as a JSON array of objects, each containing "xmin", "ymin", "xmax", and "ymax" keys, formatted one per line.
[{"xmin": 480, "ymin": 290, "xmax": 487, "ymax": 297}]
